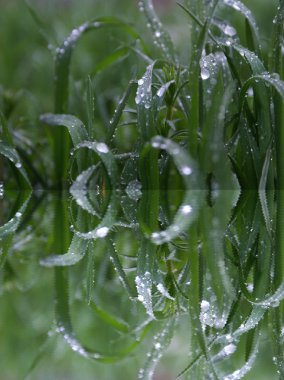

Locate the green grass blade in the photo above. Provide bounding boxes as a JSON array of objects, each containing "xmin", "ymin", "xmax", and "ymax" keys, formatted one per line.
[
  {"xmin": 0, "ymin": 140, "xmax": 31, "ymax": 188},
  {"xmin": 138, "ymin": 318, "xmax": 175, "ymax": 380},
  {"xmin": 91, "ymin": 302, "xmax": 130, "ymax": 333},
  {"xmin": 0, "ymin": 195, "xmax": 30, "ymax": 239},
  {"xmin": 138, "ymin": 0, "xmax": 175, "ymax": 62},
  {"xmin": 40, "ymin": 235, "xmax": 89, "ymax": 267},
  {"xmin": 223, "ymin": 0, "xmax": 261, "ymax": 57},
  {"xmin": 141, "ymin": 136, "xmax": 199, "ymax": 244}
]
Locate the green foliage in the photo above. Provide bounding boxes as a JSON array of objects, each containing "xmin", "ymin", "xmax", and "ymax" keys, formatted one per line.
[{"xmin": 1, "ymin": 0, "xmax": 284, "ymax": 379}]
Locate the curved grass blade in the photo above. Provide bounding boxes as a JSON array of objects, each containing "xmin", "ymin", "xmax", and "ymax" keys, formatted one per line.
[
  {"xmin": 71, "ymin": 141, "xmax": 119, "ymax": 240},
  {"xmin": 52, "ymin": 17, "xmax": 147, "ymax": 186},
  {"xmin": 40, "ymin": 114, "xmax": 89, "ymax": 145},
  {"xmin": 0, "ymin": 195, "xmax": 31, "ymax": 239},
  {"xmin": 54, "ymin": 266, "xmax": 150, "ymax": 363},
  {"xmin": 223, "ymin": 0, "xmax": 261, "ymax": 57},
  {"xmin": 40, "ymin": 235, "xmax": 89, "ymax": 267},
  {"xmin": 222, "ymin": 339, "xmax": 259, "ymax": 380},
  {"xmin": 142, "ymin": 136, "xmax": 200, "ymax": 244},
  {"xmin": 54, "ymin": 17, "xmax": 148, "ymax": 114},
  {"xmin": 0, "ymin": 140, "xmax": 31, "ymax": 188},
  {"xmin": 40, "ymin": 113, "xmax": 89, "ymax": 173},
  {"xmin": 70, "ymin": 165, "xmax": 100, "ymax": 216}
]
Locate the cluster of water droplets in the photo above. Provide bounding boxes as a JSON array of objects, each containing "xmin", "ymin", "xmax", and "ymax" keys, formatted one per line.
[
  {"xmin": 75, "ymin": 225, "xmax": 110, "ymax": 240},
  {"xmin": 135, "ymin": 64, "xmax": 153, "ymax": 109},
  {"xmin": 200, "ymin": 53, "xmax": 220, "ymax": 82},
  {"xmin": 56, "ymin": 324, "xmax": 102, "ymax": 360},
  {"xmin": 125, "ymin": 179, "xmax": 142, "ymax": 201},
  {"xmin": 55, "ymin": 21, "xmax": 101, "ymax": 57},
  {"xmin": 70, "ymin": 165, "xmax": 99, "ymax": 216},
  {"xmin": 138, "ymin": 0, "xmax": 173, "ymax": 61},
  {"xmin": 0, "ymin": 183, "xmax": 3, "ymax": 199},
  {"xmin": 135, "ymin": 271, "xmax": 154, "ymax": 319},
  {"xmin": 138, "ymin": 319, "xmax": 174, "ymax": 379}
]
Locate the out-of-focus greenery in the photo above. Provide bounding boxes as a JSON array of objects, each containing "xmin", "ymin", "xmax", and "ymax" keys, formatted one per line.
[{"xmin": 1, "ymin": 0, "xmax": 284, "ymax": 379}]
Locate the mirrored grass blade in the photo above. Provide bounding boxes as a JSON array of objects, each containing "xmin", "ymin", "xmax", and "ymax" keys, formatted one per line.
[
  {"xmin": 0, "ymin": 194, "xmax": 31, "ymax": 239},
  {"xmin": 40, "ymin": 113, "xmax": 89, "ymax": 173},
  {"xmin": 52, "ymin": 17, "xmax": 147, "ymax": 187},
  {"xmin": 40, "ymin": 235, "xmax": 89, "ymax": 267},
  {"xmin": 0, "ymin": 140, "xmax": 31, "ymax": 189}
]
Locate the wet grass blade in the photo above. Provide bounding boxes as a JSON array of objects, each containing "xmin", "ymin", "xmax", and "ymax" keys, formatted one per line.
[
  {"xmin": 139, "ymin": 0, "xmax": 175, "ymax": 62},
  {"xmin": 40, "ymin": 235, "xmax": 89, "ymax": 267},
  {"xmin": 0, "ymin": 194, "xmax": 31, "ymax": 239},
  {"xmin": 0, "ymin": 140, "xmax": 31, "ymax": 189},
  {"xmin": 138, "ymin": 318, "xmax": 175, "ymax": 380},
  {"xmin": 108, "ymin": 238, "xmax": 135, "ymax": 298},
  {"xmin": 223, "ymin": 0, "xmax": 261, "ymax": 57}
]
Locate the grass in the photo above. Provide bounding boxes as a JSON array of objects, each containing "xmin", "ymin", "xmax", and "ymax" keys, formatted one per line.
[{"xmin": 1, "ymin": 0, "xmax": 284, "ymax": 379}]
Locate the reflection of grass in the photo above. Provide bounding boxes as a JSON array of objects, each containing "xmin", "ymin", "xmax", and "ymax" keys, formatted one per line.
[{"xmin": 1, "ymin": 0, "xmax": 284, "ymax": 379}]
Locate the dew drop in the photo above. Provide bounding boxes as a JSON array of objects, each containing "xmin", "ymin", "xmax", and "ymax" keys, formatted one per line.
[
  {"xmin": 96, "ymin": 142, "xmax": 109, "ymax": 154},
  {"xmin": 95, "ymin": 226, "xmax": 109, "ymax": 238},
  {"xmin": 181, "ymin": 204, "xmax": 192, "ymax": 215},
  {"xmin": 181, "ymin": 166, "xmax": 192, "ymax": 176},
  {"xmin": 224, "ymin": 25, "xmax": 237, "ymax": 37},
  {"xmin": 201, "ymin": 68, "xmax": 210, "ymax": 80}
]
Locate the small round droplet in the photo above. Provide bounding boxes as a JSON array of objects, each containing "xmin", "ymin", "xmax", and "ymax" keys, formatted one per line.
[
  {"xmin": 224, "ymin": 25, "xmax": 236, "ymax": 37},
  {"xmin": 96, "ymin": 143, "xmax": 109, "ymax": 154},
  {"xmin": 201, "ymin": 68, "xmax": 210, "ymax": 80},
  {"xmin": 181, "ymin": 205, "xmax": 192, "ymax": 215},
  {"xmin": 96, "ymin": 226, "xmax": 109, "ymax": 238},
  {"xmin": 181, "ymin": 166, "xmax": 192, "ymax": 176}
]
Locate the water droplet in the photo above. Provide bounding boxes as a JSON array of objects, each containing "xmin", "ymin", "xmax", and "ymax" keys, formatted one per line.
[
  {"xmin": 201, "ymin": 68, "xmax": 210, "ymax": 80},
  {"xmin": 181, "ymin": 205, "xmax": 192, "ymax": 215},
  {"xmin": 125, "ymin": 180, "xmax": 142, "ymax": 201},
  {"xmin": 201, "ymin": 300, "xmax": 210, "ymax": 312},
  {"xmin": 224, "ymin": 344, "xmax": 236, "ymax": 356},
  {"xmin": 224, "ymin": 25, "xmax": 237, "ymax": 37},
  {"xmin": 95, "ymin": 227, "xmax": 109, "ymax": 238},
  {"xmin": 96, "ymin": 142, "xmax": 109, "ymax": 153},
  {"xmin": 181, "ymin": 166, "xmax": 192, "ymax": 176}
]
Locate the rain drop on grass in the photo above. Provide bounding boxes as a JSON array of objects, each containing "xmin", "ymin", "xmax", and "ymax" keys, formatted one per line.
[
  {"xmin": 96, "ymin": 142, "xmax": 109, "ymax": 154},
  {"xmin": 201, "ymin": 68, "xmax": 210, "ymax": 80},
  {"xmin": 95, "ymin": 227, "xmax": 109, "ymax": 238},
  {"xmin": 224, "ymin": 25, "xmax": 237, "ymax": 37}
]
